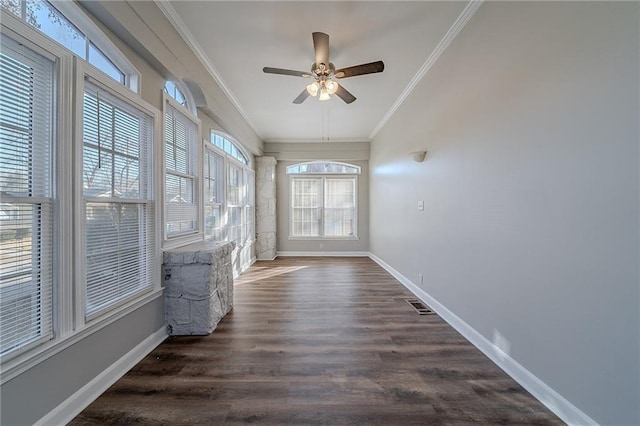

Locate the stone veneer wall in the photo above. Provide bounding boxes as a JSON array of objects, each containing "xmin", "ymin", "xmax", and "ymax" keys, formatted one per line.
[
  {"xmin": 255, "ymin": 156, "xmax": 277, "ymax": 260},
  {"xmin": 163, "ymin": 241, "xmax": 235, "ymax": 335}
]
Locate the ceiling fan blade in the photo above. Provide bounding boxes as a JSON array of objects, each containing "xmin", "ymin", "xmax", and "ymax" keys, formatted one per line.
[
  {"xmin": 334, "ymin": 83, "xmax": 356, "ymax": 104},
  {"xmin": 335, "ymin": 61, "xmax": 385, "ymax": 79},
  {"xmin": 293, "ymin": 89, "xmax": 311, "ymax": 104},
  {"xmin": 312, "ymin": 32, "xmax": 330, "ymax": 67},
  {"xmin": 263, "ymin": 67, "xmax": 312, "ymax": 77}
]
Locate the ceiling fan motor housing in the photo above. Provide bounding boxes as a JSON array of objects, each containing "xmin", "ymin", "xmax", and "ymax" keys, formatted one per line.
[{"xmin": 312, "ymin": 62, "xmax": 336, "ymax": 78}]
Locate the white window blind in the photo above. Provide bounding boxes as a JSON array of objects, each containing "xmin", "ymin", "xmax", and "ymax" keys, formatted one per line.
[
  {"xmin": 83, "ymin": 80, "xmax": 155, "ymax": 318},
  {"xmin": 291, "ymin": 177, "xmax": 356, "ymax": 238},
  {"xmin": 204, "ymin": 148, "xmax": 224, "ymax": 241},
  {"xmin": 165, "ymin": 102, "xmax": 198, "ymax": 236},
  {"xmin": 324, "ymin": 178, "xmax": 355, "ymax": 237},
  {"xmin": 291, "ymin": 178, "xmax": 322, "ymax": 237},
  {"xmin": 227, "ymin": 163, "xmax": 245, "ymax": 246},
  {"xmin": 0, "ymin": 36, "xmax": 55, "ymax": 357}
]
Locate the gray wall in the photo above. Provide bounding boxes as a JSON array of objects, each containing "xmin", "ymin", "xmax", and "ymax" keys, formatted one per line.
[
  {"xmin": 1, "ymin": 300, "xmax": 165, "ymax": 425},
  {"xmin": 265, "ymin": 142, "xmax": 369, "ymax": 253},
  {"xmin": 369, "ymin": 2, "xmax": 639, "ymax": 424}
]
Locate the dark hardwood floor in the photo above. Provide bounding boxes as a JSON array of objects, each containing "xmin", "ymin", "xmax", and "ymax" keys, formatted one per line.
[{"xmin": 71, "ymin": 257, "xmax": 563, "ymax": 425}]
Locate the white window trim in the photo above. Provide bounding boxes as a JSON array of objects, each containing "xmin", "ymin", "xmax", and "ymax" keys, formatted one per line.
[
  {"xmin": 203, "ymin": 141, "xmax": 225, "ymax": 241},
  {"xmin": 162, "ymin": 93, "xmax": 202, "ymax": 249},
  {"xmin": 288, "ymin": 174, "xmax": 359, "ymax": 240},
  {"xmin": 164, "ymin": 80, "xmax": 197, "ymax": 115},
  {"xmin": 74, "ymin": 61, "xmax": 162, "ymax": 324},
  {"xmin": 210, "ymin": 130, "xmax": 252, "ymax": 167},
  {"xmin": 0, "ymin": 19, "xmax": 163, "ymax": 383},
  {"xmin": 205, "ymin": 141, "xmax": 256, "ymax": 249},
  {"xmin": 1, "ymin": 0, "xmax": 140, "ymax": 93},
  {"xmin": 286, "ymin": 161, "xmax": 361, "ymax": 175}
]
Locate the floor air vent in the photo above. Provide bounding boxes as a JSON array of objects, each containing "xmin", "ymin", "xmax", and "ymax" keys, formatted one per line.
[{"xmin": 406, "ymin": 299, "xmax": 435, "ymax": 315}]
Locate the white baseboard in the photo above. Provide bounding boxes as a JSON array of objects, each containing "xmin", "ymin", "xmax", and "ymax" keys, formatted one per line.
[
  {"xmin": 35, "ymin": 326, "xmax": 168, "ymax": 426},
  {"xmin": 256, "ymin": 255, "xmax": 277, "ymax": 261},
  {"xmin": 368, "ymin": 252, "xmax": 597, "ymax": 426},
  {"xmin": 276, "ymin": 251, "xmax": 369, "ymax": 257}
]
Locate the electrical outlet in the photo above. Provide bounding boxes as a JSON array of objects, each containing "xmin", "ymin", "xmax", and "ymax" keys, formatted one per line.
[
  {"xmin": 418, "ymin": 273, "xmax": 423, "ymax": 285},
  {"xmin": 319, "ymin": 243, "xmax": 323, "ymax": 249}
]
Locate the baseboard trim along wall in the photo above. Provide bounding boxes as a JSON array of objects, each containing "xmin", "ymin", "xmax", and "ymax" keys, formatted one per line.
[
  {"xmin": 35, "ymin": 327, "xmax": 168, "ymax": 426},
  {"xmin": 368, "ymin": 252, "xmax": 598, "ymax": 426},
  {"xmin": 276, "ymin": 251, "xmax": 370, "ymax": 257}
]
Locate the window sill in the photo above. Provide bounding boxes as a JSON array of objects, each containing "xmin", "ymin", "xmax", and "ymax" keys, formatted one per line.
[
  {"xmin": 163, "ymin": 232, "xmax": 203, "ymax": 250},
  {"xmin": 288, "ymin": 236, "xmax": 360, "ymax": 241},
  {"xmin": 0, "ymin": 287, "xmax": 164, "ymax": 385}
]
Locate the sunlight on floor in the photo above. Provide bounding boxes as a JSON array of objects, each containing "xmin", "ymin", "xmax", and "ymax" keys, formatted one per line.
[{"xmin": 234, "ymin": 265, "xmax": 308, "ymax": 285}]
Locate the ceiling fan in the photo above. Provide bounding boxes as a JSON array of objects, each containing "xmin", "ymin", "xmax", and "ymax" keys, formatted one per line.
[{"xmin": 263, "ymin": 32, "xmax": 384, "ymax": 104}]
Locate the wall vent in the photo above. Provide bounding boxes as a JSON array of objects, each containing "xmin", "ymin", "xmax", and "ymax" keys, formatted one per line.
[{"xmin": 405, "ymin": 299, "xmax": 435, "ymax": 315}]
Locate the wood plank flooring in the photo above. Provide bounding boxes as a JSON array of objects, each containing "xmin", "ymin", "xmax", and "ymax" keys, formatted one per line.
[{"xmin": 71, "ymin": 257, "xmax": 563, "ymax": 425}]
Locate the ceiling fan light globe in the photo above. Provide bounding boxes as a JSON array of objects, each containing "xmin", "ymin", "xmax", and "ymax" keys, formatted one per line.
[
  {"xmin": 306, "ymin": 81, "xmax": 319, "ymax": 96},
  {"xmin": 325, "ymin": 80, "xmax": 338, "ymax": 94},
  {"xmin": 319, "ymin": 88, "xmax": 331, "ymax": 101}
]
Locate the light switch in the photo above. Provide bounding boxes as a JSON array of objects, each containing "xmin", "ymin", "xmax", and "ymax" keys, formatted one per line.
[{"xmin": 417, "ymin": 200, "xmax": 424, "ymax": 211}]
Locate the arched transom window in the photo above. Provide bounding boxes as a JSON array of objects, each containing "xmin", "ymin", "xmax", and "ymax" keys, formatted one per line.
[
  {"xmin": 2, "ymin": 0, "xmax": 138, "ymax": 90},
  {"xmin": 286, "ymin": 161, "xmax": 361, "ymax": 175},
  {"xmin": 210, "ymin": 132, "xmax": 249, "ymax": 165}
]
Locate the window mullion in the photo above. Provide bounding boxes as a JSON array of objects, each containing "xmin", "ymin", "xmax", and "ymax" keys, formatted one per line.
[{"xmin": 320, "ymin": 177, "xmax": 326, "ymax": 238}]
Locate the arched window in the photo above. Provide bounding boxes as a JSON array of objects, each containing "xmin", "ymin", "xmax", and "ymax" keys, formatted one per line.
[
  {"xmin": 286, "ymin": 161, "xmax": 361, "ymax": 175},
  {"xmin": 287, "ymin": 162, "xmax": 360, "ymax": 239},
  {"xmin": 164, "ymin": 81, "xmax": 200, "ymax": 242},
  {"xmin": 2, "ymin": 0, "xmax": 139, "ymax": 90},
  {"xmin": 164, "ymin": 81, "xmax": 188, "ymax": 108},
  {"xmin": 205, "ymin": 132, "xmax": 254, "ymax": 275},
  {"xmin": 210, "ymin": 132, "xmax": 249, "ymax": 165}
]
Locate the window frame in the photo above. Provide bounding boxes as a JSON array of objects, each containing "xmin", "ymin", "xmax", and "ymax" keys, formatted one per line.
[
  {"xmin": 0, "ymin": 14, "xmax": 163, "ymax": 383},
  {"xmin": 287, "ymin": 162, "xmax": 360, "ymax": 241},
  {"xmin": 0, "ymin": 0, "xmax": 140, "ymax": 92},
  {"xmin": 203, "ymin": 144, "xmax": 225, "ymax": 242},
  {"xmin": 77, "ymin": 66, "xmax": 160, "ymax": 322},
  {"xmin": 0, "ymin": 30, "xmax": 57, "ymax": 362},
  {"xmin": 210, "ymin": 130, "xmax": 250, "ymax": 166},
  {"xmin": 204, "ymin": 137, "xmax": 255, "ymax": 251},
  {"xmin": 162, "ymin": 92, "xmax": 202, "ymax": 248}
]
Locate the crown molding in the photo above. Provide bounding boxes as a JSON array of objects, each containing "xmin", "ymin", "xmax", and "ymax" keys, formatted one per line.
[
  {"xmin": 369, "ymin": 0, "xmax": 484, "ymax": 140},
  {"xmin": 263, "ymin": 137, "xmax": 370, "ymax": 144},
  {"xmin": 154, "ymin": 0, "xmax": 262, "ymax": 140}
]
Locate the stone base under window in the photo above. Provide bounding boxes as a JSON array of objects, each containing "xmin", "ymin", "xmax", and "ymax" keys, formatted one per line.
[{"xmin": 163, "ymin": 241, "xmax": 235, "ymax": 335}]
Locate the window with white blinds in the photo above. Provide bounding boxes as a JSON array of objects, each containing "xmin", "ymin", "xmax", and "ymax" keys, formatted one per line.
[
  {"xmin": 204, "ymin": 148, "xmax": 224, "ymax": 241},
  {"xmin": 227, "ymin": 163, "xmax": 245, "ymax": 246},
  {"xmin": 290, "ymin": 177, "xmax": 357, "ymax": 238},
  {"xmin": 291, "ymin": 178, "xmax": 322, "ymax": 237},
  {"xmin": 0, "ymin": 35, "xmax": 55, "ymax": 357},
  {"xmin": 165, "ymin": 101, "xmax": 198, "ymax": 237},
  {"xmin": 83, "ymin": 80, "xmax": 155, "ymax": 318}
]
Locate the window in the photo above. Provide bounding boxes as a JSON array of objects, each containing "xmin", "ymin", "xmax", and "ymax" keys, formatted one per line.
[
  {"xmin": 0, "ymin": 3, "xmax": 161, "ymax": 379},
  {"xmin": 82, "ymin": 80, "xmax": 155, "ymax": 319},
  {"xmin": 288, "ymin": 162, "xmax": 359, "ymax": 239},
  {"xmin": 227, "ymin": 163, "xmax": 247, "ymax": 247},
  {"xmin": 1, "ymin": 0, "xmax": 137, "ymax": 90},
  {"xmin": 211, "ymin": 132, "xmax": 248, "ymax": 165},
  {"xmin": 206, "ymin": 132, "xmax": 255, "ymax": 272},
  {"xmin": 0, "ymin": 35, "xmax": 55, "ymax": 358},
  {"xmin": 286, "ymin": 162, "xmax": 360, "ymax": 175},
  {"xmin": 204, "ymin": 148, "xmax": 224, "ymax": 241},
  {"xmin": 164, "ymin": 81, "xmax": 186, "ymax": 108},
  {"xmin": 164, "ymin": 96, "xmax": 199, "ymax": 238}
]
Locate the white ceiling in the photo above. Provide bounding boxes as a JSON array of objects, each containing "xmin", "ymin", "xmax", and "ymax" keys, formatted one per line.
[{"xmin": 162, "ymin": 1, "xmax": 469, "ymax": 143}]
